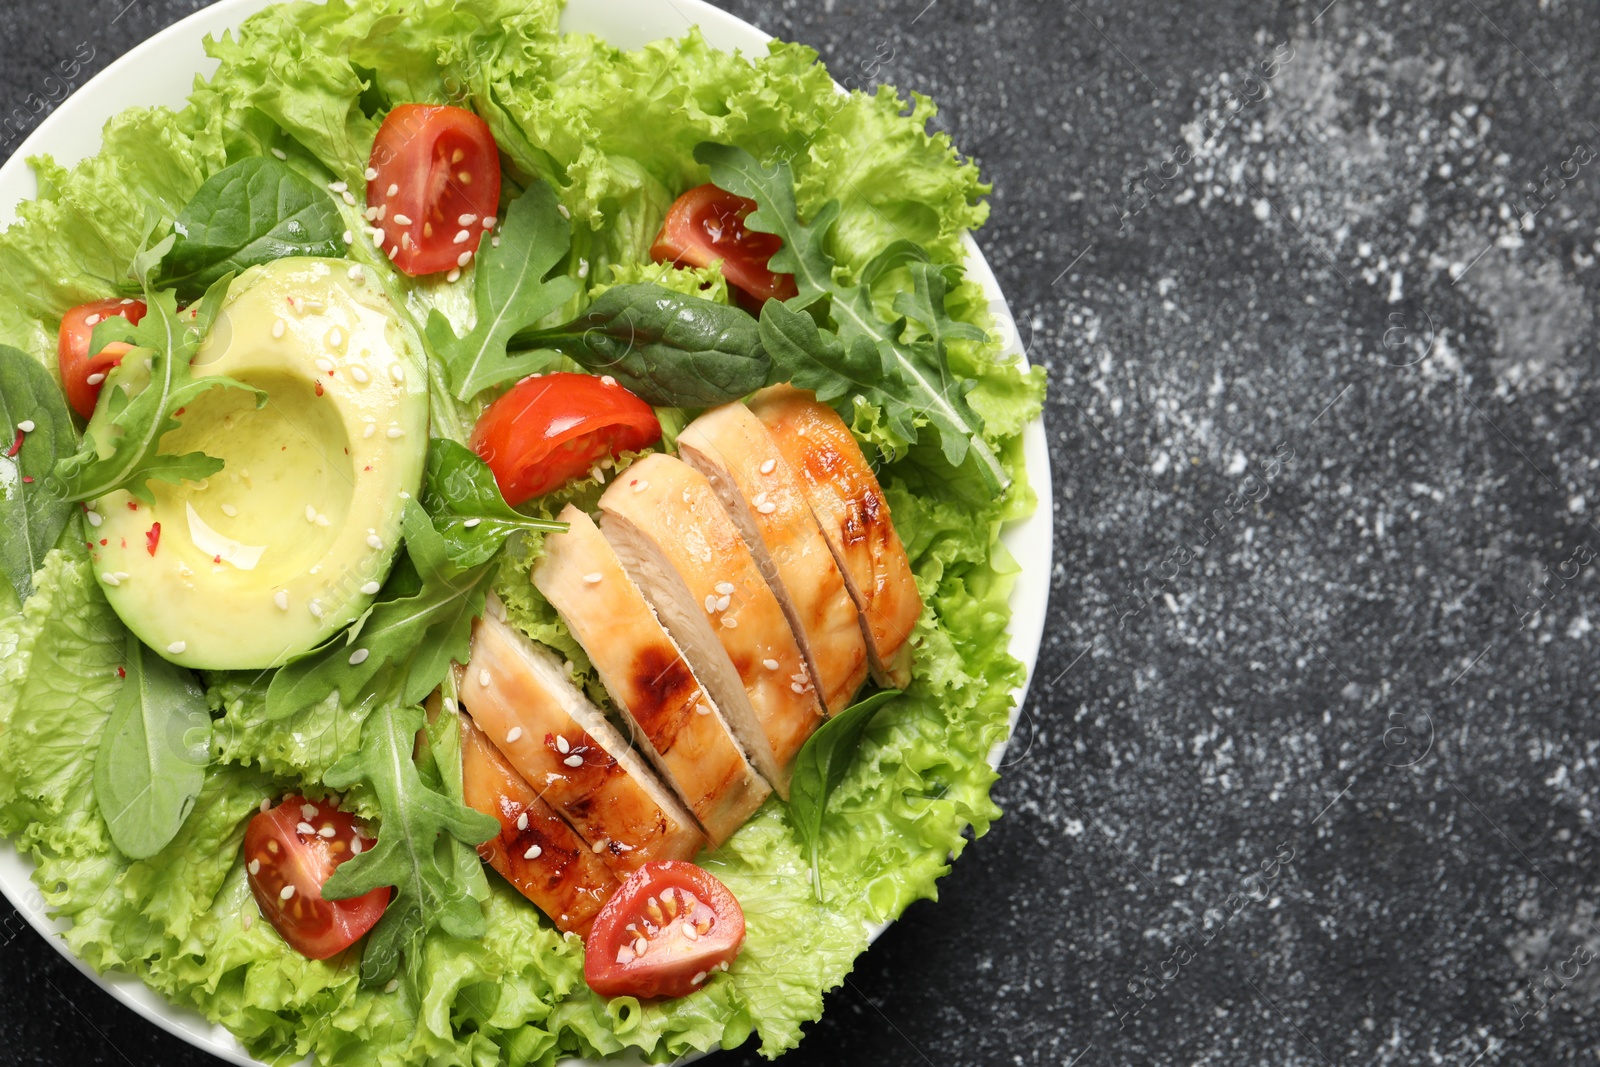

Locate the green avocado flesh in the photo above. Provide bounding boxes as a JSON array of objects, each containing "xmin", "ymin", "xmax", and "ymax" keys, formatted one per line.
[{"xmin": 88, "ymin": 257, "xmax": 429, "ymax": 669}]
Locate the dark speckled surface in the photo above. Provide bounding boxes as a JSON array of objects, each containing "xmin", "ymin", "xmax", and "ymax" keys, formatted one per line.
[{"xmin": 6, "ymin": 0, "xmax": 1600, "ymax": 1064}]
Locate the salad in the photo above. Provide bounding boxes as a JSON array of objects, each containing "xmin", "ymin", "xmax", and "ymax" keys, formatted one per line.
[{"xmin": 0, "ymin": 0, "xmax": 1045, "ymax": 1063}]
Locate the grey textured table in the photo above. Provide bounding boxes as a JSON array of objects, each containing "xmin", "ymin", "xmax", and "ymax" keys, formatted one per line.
[{"xmin": 4, "ymin": 1, "xmax": 1599, "ymax": 1064}]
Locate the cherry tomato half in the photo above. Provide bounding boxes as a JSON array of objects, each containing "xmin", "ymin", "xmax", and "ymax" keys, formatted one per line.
[
  {"xmin": 367, "ymin": 104, "xmax": 502, "ymax": 277},
  {"xmin": 471, "ymin": 373, "xmax": 661, "ymax": 507},
  {"xmin": 58, "ymin": 297, "xmax": 146, "ymax": 420},
  {"xmin": 243, "ymin": 796, "xmax": 390, "ymax": 961},
  {"xmin": 650, "ymin": 184, "xmax": 798, "ymax": 310},
  {"xmin": 584, "ymin": 861, "xmax": 745, "ymax": 1000}
]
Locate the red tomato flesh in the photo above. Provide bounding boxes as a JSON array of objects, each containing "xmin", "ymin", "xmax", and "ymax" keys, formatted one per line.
[
  {"xmin": 584, "ymin": 861, "xmax": 745, "ymax": 999},
  {"xmin": 58, "ymin": 298, "xmax": 146, "ymax": 420},
  {"xmin": 471, "ymin": 372, "xmax": 661, "ymax": 507},
  {"xmin": 650, "ymin": 183, "xmax": 798, "ymax": 310},
  {"xmin": 367, "ymin": 104, "xmax": 502, "ymax": 277},
  {"xmin": 243, "ymin": 796, "xmax": 390, "ymax": 961}
]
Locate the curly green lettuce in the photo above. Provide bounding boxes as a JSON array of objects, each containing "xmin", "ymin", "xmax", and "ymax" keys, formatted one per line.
[{"xmin": 0, "ymin": 0, "xmax": 1045, "ymax": 1062}]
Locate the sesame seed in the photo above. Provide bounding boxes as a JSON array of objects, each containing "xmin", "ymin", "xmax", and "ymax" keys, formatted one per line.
[
  {"xmin": 791, "ymin": 682, "xmax": 806, "ymax": 693},
  {"xmin": 305, "ymin": 505, "xmax": 318, "ymax": 522},
  {"xmin": 583, "ymin": 572, "xmax": 603, "ymax": 584},
  {"xmin": 715, "ymin": 595, "xmax": 731, "ymax": 612},
  {"xmin": 113, "ymin": 571, "xmax": 129, "ymax": 582},
  {"xmin": 759, "ymin": 459, "xmax": 777, "ymax": 475},
  {"xmin": 401, "ymin": 232, "xmax": 413, "ymax": 249},
  {"xmin": 280, "ymin": 885, "xmax": 296, "ymax": 901},
  {"xmin": 516, "ymin": 813, "xmax": 529, "ymax": 831},
  {"xmin": 369, "ymin": 226, "xmax": 387, "ymax": 243},
  {"xmin": 341, "ymin": 190, "xmax": 356, "ymax": 206},
  {"xmin": 592, "ymin": 838, "xmax": 607, "ymax": 853},
  {"xmin": 328, "ymin": 181, "xmax": 348, "ymax": 193},
  {"xmin": 272, "ymin": 319, "xmax": 286, "ymax": 339},
  {"xmin": 101, "ymin": 572, "xmax": 120, "ymax": 587},
  {"xmin": 705, "ymin": 594, "xmax": 720, "ymax": 613},
  {"xmin": 453, "ymin": 229, "xmax": 470, "ymax": 244},
  {"xmin": 591, "ymin": 464, "xmax": 606, "ymax": 483},
  {"xmin": 315, "ymin": 357, "xmax": 335, "ymax": 373},
  {"xmin": 84, "ymin": 314, "xmax": 101, "ymax": 326},
  {"xmin": 364, "ymin": 206, "xmax": 379, "ymax": 221},
  {"xmin": 86, "ymin": 372, "xmax": 106, "ymax": 386},
  {"xmin": 506, "ymin": 727, "xmax": 523, "ymax": 744},
  {"xmin": 221, "ymin": 503, "xmax": 238, "ymax": 517},
  {"xmin": 387, "ymin": 427, "xmax": 405, "ymax": 438},
  {"xmin": 364, "ymin": 167, "xmax": 378, "ymax": 181},
  {"xmin": 364, "ymin": 423, "xmax": 376, "ymax": 439},
  {"xmin": 564, "ymin": 754, "xmax": 583, "ymax": 768},
  {"xmin": 722, "ymin": 616, "xmax": 738, "ymax": 628},
  {"xmin": 351, "ymin": 366, "xmax": 369, "ymax": 383},
  {"xmin": 491, "ymin": 235, "xmax": 500, "ymax": 247},
  {"xmin": 633, "ymin": 479, "xmax": 649, "ymax": 493},
  {"xmin": 600, "ymin": 375, "xmax": 616, "ymax": 387},
  {"xmin": 524, "ymin": 844, "xmax": 542, "ymax": 860},
  {"xmin": 271, "ymin": 148, "xmax": 288, "ymax": 160},
  {"xmin": 446, "ymin": 268, "xmax": 461, "ymax": 283},
  {"xmin": 757, "ymin": 501, "xmax": 777, "ymax": 514},
  {"xmin": 330, "ymin": 328, "xmax": 344, "ymax": 347},
  {"xmin": 683, "ymin": 924, "xmax": 699, "ymax": 942},
  {"xmin": 342, "ymin": 229, "xmax": 354, "ymax": 244},
  {"xmin": 319, "ymin": 825, "xmax": 336, "ymax": 838},
  {"xmin": 478, "ymin": 669, "xmax": 491, "ymax": 688},
  {"xmin": 391, "ymin": 364, "xmax": 405, "ymax": 383},
  {"xmin": 241, "ymin": 912, "xmax": 254, "ymax": 931},
  {"xmin": 360, "ymin": 581, "xmax": 380, "ymax": 595},
  {"xmin": 315, "ymin": 513, "xmax": 330, "ymax": 527},
  {"xmin": 17, "ymin": 420, "xmax": 33, "ymax": 433},
  {"xmin": 457, "ymin": 250, "xmax": 472, "ymax": 267},
  {"xmin": 763, "ymin": 658, "xmax": 780, "ymax": 670},
  {"xmin": 386, "ymin": 183, "xmax": 399, "ymax": 197},
  {"xmin": 691, "ymin": 970, "xmax": 706, "ymax": 984},
  {"xmin": 309, "ymin": 600, "xmax": 324, "ymax": 618},
  {"xmin": 301, "ymin": 803, "xmax": 318, "ymax": 819},
  {"xmin": 392, "ymin": 213, "xmax": 412, "ymax": 226},
  {"xmin": 274, "ymin": 591, "xmax": 289, "ymax": 610},
  {"xmin": 634, "ymin": 937, "xmax": 648, "ymax": 955},
  {"xmin": 86, "ymin": 511, "xmax": 102, "ymax": 528},
  {"xmin": 483, "ymin": 216, "xmax": 497, "ymax": 228},
  {"xmin": 368, "ymin": 534, "xmax": 384, "ymax": 550},
  {"xmin": 297, "ymin": 819, "xmax": 315, "ymax": 834},
  {"xmin": 714, "ymin": 582, "xmax": 735, "ymax": 595},
  {"xmin": 382, "ymin": 978, "xmax": 398, "ymax": 994},
  {"xmin": 168, "ymin": 641, "xmax": 187, "ymax": 654},
  {"xmin": 248, "ymin": 859, "xmax": 260, "ymax": 875},
  {"xmin": 753, "ymin": 492, "xmax": 769, "ymax": 507},
  {"xmin": 348, "ymin": 648, "xmax": 369, "ymax": 665},
  {"xmin": 557, "ymin": 204, "xmax": 570, "ymax": 219},
  {"xmin": 462, "ymin": 517, "xmax": 481, "ymax": 527},
  {"xmin": 695, "ymin": 702, "xmax": 712, "ymax": 716},
  {"xmin": 348, "ymin": 264, "xmax": 364, "ymax": 281},
  {"xmin": 351, "ymin": 838, "xmax": 363, "ymax": 855},
  {"xmin": 555, "ymin": 735, "xmax": 570, "ymax": 754},
  {"xmin": 260, "ymin": 798, "xmax": 272, "ymax": 813}
]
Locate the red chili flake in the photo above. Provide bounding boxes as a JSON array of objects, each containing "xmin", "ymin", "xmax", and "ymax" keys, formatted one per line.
[
  {"xmin": 116, "ymin": 666, "xmax": 126, "ymax": 679},
  {"xmin": 363, "ymin": 465, "xmax": 373, "ymax": 472},
  {"xmin": 127, "ymin": 501, "xmax": 139, "ymax": 511},
  {"xmin": 146, "ymin": 522, "xmax": 161, "ymax": 556},
  {"xmin": 99, "ymin": 539, "xmax": 107, "ymax": 546},
  {"xmin": 314, "ymin": 381, "xmax": 325, "ymax": 397},
  {"xmin": 21, "ymin": 476, "xmax": 32, "ymax": 484},
  {"xmin": 5, "ymin": 428, "xmax": 23, "ymax": 457},
  {"xmin": 213, "ymin": 554, "xmax": 223, "ymax": 564},
  {"xmin": 174, "ymin": 407, "xmax": 186, "ymax": 417},
  {"xmin": 119, "ymin": 538, "xmax": 126, "ymax": 549}
]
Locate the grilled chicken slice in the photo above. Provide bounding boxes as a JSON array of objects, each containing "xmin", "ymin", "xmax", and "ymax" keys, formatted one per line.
[
  {"xmin": 459, "ymin": 611, "xmax": 703, "ymax": 875},
  {"xmin": 679, "ymin": 403, "xmax": 870, "ymax": 714},
  {"xmin": 598, "ymin": 454, "xmax": 825, "ymax": 797},
  {"xmin": 458, "ymin": 709, "xmax": 618, "ymax": 936},
  {"xmin": 533, "ymin": 506, "xmax": 770, "ymax": 845},
  {"xmin": 747, "ymin": 386, "xmax": 922, "ymax": 689}
]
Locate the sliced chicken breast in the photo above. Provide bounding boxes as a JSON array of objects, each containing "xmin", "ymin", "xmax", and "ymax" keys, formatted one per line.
[
  {"xmin": 458, "ymin": 709, "xmax": 618, "ymax": 936},
  {"xmin": 747, "ymin": 386, "xmax": 923, "ymax": 689},
  {"xmin": 459, "ymin": 611, "xmax": 703, "ymax": 874},
  {"xmin": 598, "ymin": 454, "xmax": 825, "ymax": 797},
  {"xmin": 533, "ymin": 506, "xmax": 770, "ymax": 845},
  {"xmin": 678, "ymin": 403, "xmax": 870, "ymax": 714}
]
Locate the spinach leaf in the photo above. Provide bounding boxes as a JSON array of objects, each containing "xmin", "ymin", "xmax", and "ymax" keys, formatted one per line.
[
  {"xmin": 422, "ymin": 439, "xmax": 566, "ymax": 569},
  {"xmin": 54, "ymin": 278, "xmax": 266, "ymax": 505},
  {"xmin": 0, "ymin": 346, "xmax": 77, "ymax": 601},
  {"xmin": 265, "ymin": 503, "xmax": 497, "ymax": 720},
  {"xmin": 322, "ymin": 701, "xmax": 499, "ymax": 986},
  {"xmin": 509, "ymin": 283, "xmax": 771, "ymax": 406},
  {"xmin": 425, "ymin": 182, "xmax": 580, "ymax": 401},
  {"xmin": 159, "ymin": 157, "xmax": 346, "ymax": 300},
  {"xmin": 92, "ymin": 634, "xmax": 213, "ymax": 860},
  {"xmin": 697, "ymin": 143, "xmax": 1009, "ymax": 492},
  {"xmin": 787, "ymin": 689, "xmax": 901, "ymax": 901}
]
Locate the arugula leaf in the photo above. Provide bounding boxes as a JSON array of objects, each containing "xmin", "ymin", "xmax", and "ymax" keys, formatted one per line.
[
  {"xmin": 321, "ymin": 700, "xmax": 499, "ymax": 986},
  {"xmin": 54, "ymin": 278, "xmax": 266, "ymax": 505},
  {"xmin": 0, "ymin": 345, "xmax": 77, "ymax": 601},
  {"xmin": 696, "ymin": 143, "xmax": 1009, "ymax": 491},
  {"xmin": 158, "ymin": 157, "xmax": 346, "ymax": 300},
  {"xmin": 787, "ymin": 689, "xmax": 901, "ymax": 901},
  {"xmin": 92, "ymin": 633, "xmax": 213, "ymax": 860},
  {"xmin": 509, "ymin": 283, "xmax": 770, "ymax": 406},
  {"xmin": 425, "ymin": 182, "xmax": 580, "ymax": 401},
  {"xmin": 421, "ymin": 439, "xmax": 566, "ymax": 569},
  {"xmin": 265, "ymin": 504, "xmax": 497, "ymax": 719}
]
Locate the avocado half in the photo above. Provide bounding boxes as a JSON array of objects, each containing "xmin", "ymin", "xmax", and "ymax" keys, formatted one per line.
[{"xmin": 88, "ymin": 258, "xmax": 429, "ymax": 670}]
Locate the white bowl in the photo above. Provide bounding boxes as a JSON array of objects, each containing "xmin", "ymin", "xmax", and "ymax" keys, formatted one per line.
[{"xmin": 0, "ymin": 1, "xmax": 1054, "ymax": 1062}]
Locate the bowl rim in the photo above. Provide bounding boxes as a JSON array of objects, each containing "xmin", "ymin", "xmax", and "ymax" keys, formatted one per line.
[{"xmin": 0, "ymin": 1, "xmax": 1055, "ymax": 1063}]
